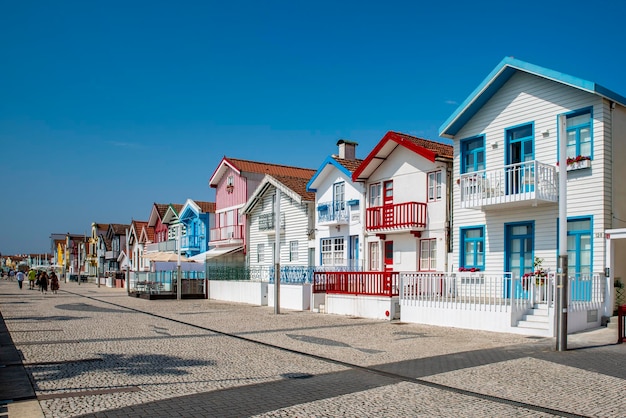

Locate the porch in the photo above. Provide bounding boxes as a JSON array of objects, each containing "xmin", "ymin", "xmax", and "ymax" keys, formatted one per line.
[
  {"xmin": 459, "ymin": 160, "xmax": 558, "ymax": 210},
  {"xmin": 313, "ymin": 270, "xmax": 608, "ymax": 335}
]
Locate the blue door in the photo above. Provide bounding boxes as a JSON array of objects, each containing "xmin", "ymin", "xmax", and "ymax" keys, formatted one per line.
[
  {"xmin": 568, "ymin": 218, "xmax": 592, "ymax": 301},
  {"xmin": 506, "ymin": 124, "xmax": 534, "ymax": 194},
  {"xmin": 505, "ymin": 222, "xmax": 534, "ymax": 298}
]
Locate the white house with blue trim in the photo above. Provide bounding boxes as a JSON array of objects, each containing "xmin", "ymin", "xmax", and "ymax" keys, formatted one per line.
[
  {"xmin": 428, "ymin": 56, "xmax": 626, "ymax": 336},
  {"xmin": 306, "ymin": 140, "xmax": 365, "ymax": 270}
]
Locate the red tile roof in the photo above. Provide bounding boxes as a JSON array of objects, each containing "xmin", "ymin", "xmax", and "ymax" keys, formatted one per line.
[
  {"xmin": 272, "ymin": 175, "xmax": 316, "ymax": 202},
  {"xmin": 391, "ymin": 131, "xmax": 453, "ymax": 159},
  {"xmin": 195, "ymin": 201, "xmax": 216, "ymax": 213},
  {"xmin": 225, "ymin": 158, "xmax": 316, "ymax": 179},
  {"xmin": 332, "ymin": 157, "xmax": 364, "ymax": 173}
]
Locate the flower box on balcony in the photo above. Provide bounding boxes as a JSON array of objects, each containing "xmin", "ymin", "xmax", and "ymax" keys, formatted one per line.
[
  {"xmin": 567, "ymin": 159, "xmax": 591, "ymax": 171},
  {"xmin": 317, "ymin": 204, "xmax": 329, "ymax": 211}
]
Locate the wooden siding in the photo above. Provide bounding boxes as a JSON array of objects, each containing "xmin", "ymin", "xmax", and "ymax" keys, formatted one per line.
[
  {"xmin": 247, "ymin": 187, "xmax": 313, "ymax": 268},
  {"xmin": 451, "ymin": 71, "xmax": 615, "ymax": 274},
  {"xmin": 215, "ymin": 166, "xmax": 248, "ymax": 209}
]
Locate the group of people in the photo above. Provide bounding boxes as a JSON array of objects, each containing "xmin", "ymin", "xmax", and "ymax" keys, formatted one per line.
[{"xmin": 15, "ymin": 269, "xmax": 60, "ymax": 294}]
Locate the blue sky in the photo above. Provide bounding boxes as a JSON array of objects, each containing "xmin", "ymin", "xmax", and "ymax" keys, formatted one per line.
[{"xmin": 2, "ymin": 0, "xmax": 626, "ymax": 255}]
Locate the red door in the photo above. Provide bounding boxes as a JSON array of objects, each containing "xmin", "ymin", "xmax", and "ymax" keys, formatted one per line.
[
  {"xmin": 383, "ymin": 180, "xmax": 393, "ymax": 227},
  {"xmin": 384, "ymin": 241, "xmax": 393, "ymax": 271}
]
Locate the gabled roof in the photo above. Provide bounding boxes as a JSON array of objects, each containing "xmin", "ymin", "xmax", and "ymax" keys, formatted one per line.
[
  {"xmin": 139, "ymin": 224, "xmax": 155, "ymax": 243},
  {"xmin": 352, "ymin": 131, "xmax": 453, "ymax": 182},
  {"xmin": 129, "ymin": 220, "xmax": 148, "ymax": 244},
  {"xmin": 179, "ymin": 199, "xmax": 215, "ymax": 221},
  {"xmin": 241, "ymin": 174, "xmax": 315, "ymax": 214},
  {"xmin": 209, "ymin": 157, "xmax": 316, "ymax": 187},
  {"xmin": 162, "ymin": 203, "xmax": 183, "ymax": 224},
  {"xmin": 307, "ymin": 156, "xmax": 364, "ymax": 192},
  {"xmin": 439, "ymin": 56, "xmax": 626, "ymax": 138},
  {"xmin": 148, "ymin": 203, "xmax": 170, "ymax": 227},
  {"xmin": 109, "ymin": 223, "xmax": 130, "ymax": 236}
]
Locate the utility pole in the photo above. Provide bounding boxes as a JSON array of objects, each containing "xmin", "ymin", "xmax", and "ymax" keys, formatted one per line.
[
  {"xmin": 556, "ymin": 114, "xmax": 568, "ymax": 351},
  {"xmin": 177, "ymin": 225, "xmax": 182, "ymax": 301},
  {"xmin": 274, "ymin": 191, "xmax": 281, "ymax": 314}
]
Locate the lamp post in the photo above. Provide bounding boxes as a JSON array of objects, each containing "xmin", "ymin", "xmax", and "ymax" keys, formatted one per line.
[
  {"xmin": 64, "ymin": 233, "xmax": 69, "ymax": 283},
  {"xmin": 274, "ymin": 191, "xmax": 281, "ymax": 314}
]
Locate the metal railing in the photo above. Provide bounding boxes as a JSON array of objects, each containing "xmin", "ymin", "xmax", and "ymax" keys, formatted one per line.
[
  {"xmin": 210, "ymin": 225, "xmax": 245, "ymax": 241},
  {"xmin": 317, "ymin": 201, "xmax": 349, "ymax": 224},
  {"xmin": 258, "ymin": 213, "xmax": 286, "ymax": 231}
]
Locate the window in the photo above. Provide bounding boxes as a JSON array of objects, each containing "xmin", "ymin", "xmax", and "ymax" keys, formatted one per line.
[
  {"xmin": 566, "ymin": 109, "xmax": 592, "ymax": 159},
  {"xmin": 460, "ymin": 227, "xmax": 485, "ymax": 270},
  {"xmin": 419, "ymin": 239, "xmax": 437, "ymax": 271},
  {"xmin": 333, "ymin": 182, "xmax": 345, "ymax": 212},
  {"xmin": 369, "ymin": 241, "xmax": 380, "ymax": 270},
  {"xmin": 321, "ymin": 237, "xmax": 345, "ymax": 266},
  {"xmin": 289, "ymin": 241, "xmax": 299, "ymax": 262},
  {"xmin": 461, "ymin": 136, "xmax": 485, "ymax": 174},
  {"xmin": 567, "ymin": 217, "xmax": 592, "ymax": 276},
  {"xmin": 369, "ymin": 183, "xmax": 381, "ymax": 207},
  {"xmin": 427, "ymin": 171, "xmax": 442, "ymax": 202},
  {"xmin": 226, "ymin": 175, "xmax": 234, "ymax": 187},
  {"xmin": 257, "ymin": 244, "xmax": 265, "ymax": 263}
]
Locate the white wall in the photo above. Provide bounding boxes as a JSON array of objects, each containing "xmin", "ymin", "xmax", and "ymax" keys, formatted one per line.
[{"xmin": 452, "ymin": 71, "xmax": 613, "ymax": 274}]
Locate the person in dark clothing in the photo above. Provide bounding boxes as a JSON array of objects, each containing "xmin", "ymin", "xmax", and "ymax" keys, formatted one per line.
[
  {"xmin": 39, "ymin": 271, "xmax": 49, "ymax": 293},
  {"xmin": 50, "ymin": 272, "xmax": 59, "ymax": 294}
]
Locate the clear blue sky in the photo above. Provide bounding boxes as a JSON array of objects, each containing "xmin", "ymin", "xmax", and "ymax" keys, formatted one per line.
[{"xmin": 2, "ymin": 0, "xmax": 626, "ymax": 255}]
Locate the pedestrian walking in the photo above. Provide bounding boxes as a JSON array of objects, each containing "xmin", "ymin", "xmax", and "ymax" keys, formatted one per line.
[
  {"xmin": 16, "ymin": 270, "xmax": 25, "ymax": 289},
  {"xmin": 39, "ymin": 271, "xmax": 49, "ymax": 293},
  {"xmin": 9, "ymin": 269, "xmax": 15, "ymax": 281},
  {"xmin": 50, "ymin": 272, "xmax": 59, "ymax": 294},
  {"xmin": 28, "ymin": 269, "xmax": 37, "ymax": 289}
]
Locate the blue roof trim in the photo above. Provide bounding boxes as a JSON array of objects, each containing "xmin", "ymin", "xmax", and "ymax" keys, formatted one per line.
[
  {"xmin": 306, "ymin": 156, "xmax": 352, "ymax": 192},
  {"xmin": 439, "ymin": 56, "xmax": 626, "ymax": 138}
]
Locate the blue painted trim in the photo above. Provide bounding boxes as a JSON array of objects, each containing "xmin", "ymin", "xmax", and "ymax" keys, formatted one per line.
[
  {"xmin": 459, "ymin": 225, "xmax": 485, "ymax": 269},
  {"xmin": 347, "ymin": 199, "xmax": 359, "ymax": 206},
  {"xmin": 439, "ymin": 56, "xmax": 626, "ymax": 138},
  {"xmin": 460, "ymin": 135, "xmax": 485, "ymax": 174},
  {"xmin": 306, "ymin": 156, "xmax": 352, "ymax": 192},
  {"xmin": 504, "ymin": 121, "xmax": 535, "ymax": 165}
]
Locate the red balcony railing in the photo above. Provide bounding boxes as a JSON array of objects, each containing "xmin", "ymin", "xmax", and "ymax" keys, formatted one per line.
[
  {"xmin": 313, "ymin": 271, "xmax": 399, "ymax": 297},
  {"xmin": 366, "ymin": 202, "xmax": 427, "ymax": 231}
]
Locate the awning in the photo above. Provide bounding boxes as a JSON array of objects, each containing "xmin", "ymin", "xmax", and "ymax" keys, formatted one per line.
[
  {"xmin": 143, "ymin": 252, "xmax": 191, "ymax": 262},
  {"xmin": 189, "ymin": 246, "xmax": 243, "ymax": 262}
]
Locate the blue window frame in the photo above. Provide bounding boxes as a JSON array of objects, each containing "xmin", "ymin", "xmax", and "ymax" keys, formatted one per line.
[
  {"xmin": 460, "ymin": 226, "xmax": 485, "ymax": 270},
  {"xmin": 567, "ymin": 217, "xmax": 592, "ymax": 276},
  {"xmin": 565, "ymin": 108, "xmax": 592, "ymax": 160},
  {"xmin": 460, "ymin": 136, "xmax": 485, "ymax": 174}
]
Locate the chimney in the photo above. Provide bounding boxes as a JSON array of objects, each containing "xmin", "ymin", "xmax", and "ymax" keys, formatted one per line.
[{"xmin": 336, "ymin": 139, "xmax": 358, "ymax": 160}]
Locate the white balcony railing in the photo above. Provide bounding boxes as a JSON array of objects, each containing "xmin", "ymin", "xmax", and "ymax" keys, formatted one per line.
[{"xmin": 459, "ymin": 160, "xmax": 558, "ymax": 210}]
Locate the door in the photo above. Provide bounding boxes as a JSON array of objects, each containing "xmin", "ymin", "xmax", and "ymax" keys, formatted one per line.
[
  {"xmin": 505, "ymin": 222, "xmax": 534, "ymax": 298},
  {"xmin": 384, "ymin": 241, "xmax": 393, "ymax": 272},
  {"xmin": 383, "ymin": 180, "xmax": 394, "ymax": 227},
  {"xmin": 506, "ymin": 124, "xmax": 534, "ymax": 194},
  {"xmin": 349, "ymin": 235, "xmax": 359, "ymax": 269}
]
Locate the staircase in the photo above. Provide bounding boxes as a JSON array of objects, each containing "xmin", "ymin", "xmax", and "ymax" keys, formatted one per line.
[{"xmin": 517, "ymin": 303, "xmax": 552, "ymax": 336}]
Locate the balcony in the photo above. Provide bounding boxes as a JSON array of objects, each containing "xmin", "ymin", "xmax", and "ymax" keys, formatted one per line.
[
  {"xmin": 210, "ymin": 225, "xmax": 245, "ymax": 243},
  {"xmin": 145, "ymin": 240, "xmax": 177, "ymax": 253},
  {"xmin": 181, "ymin": 235, "xmax": 202, "ymax": 251},
  {"xmin": 258, "ymin": 212, "xmax": 285, "ymax": 233},
  {"xmin": 365, "ymin": 201, "xmax": 427, "ymax": 234},
  {"xmin": 317, "ymin": 201, "xmax": 349, "ymax": 225},
  {"xmin": 459, "ymin": 161, "xmax": 558, "ymax": 210}
]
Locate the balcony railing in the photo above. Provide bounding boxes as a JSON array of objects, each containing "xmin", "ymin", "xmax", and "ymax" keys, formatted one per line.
[
  {"xmin": 365, "ymin": 202, "xmax": 427, "ymax": 232},
  {"xmin": 317, "ymin": 201, "xmax": 349, "ymax": 225},
  {"xmin": 258, "ymin": 212, "xmax": 286, "ymax": 231},
  {"xmin": 313, "ymin": 271, "xmax": 399, "ymax": 297},
  {"xmin": 210, "ymin": 225, "xmax": 245, "ymax": 242},
  {"xmin": 459, "ymin": 160, "xmax": 558, "ymax": 210},
  {"xmin": 145, "ymin": 240, "xmax": 177, "ymax": 253},
  {"xmin": 181, "ymin": 235, "xmax": 203, "ymax": 250}
]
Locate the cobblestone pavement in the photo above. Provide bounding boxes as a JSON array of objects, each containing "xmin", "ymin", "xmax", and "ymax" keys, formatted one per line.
[{"xmin": 0, "ymin": 280, "xmax": 624, "ymax": 417}]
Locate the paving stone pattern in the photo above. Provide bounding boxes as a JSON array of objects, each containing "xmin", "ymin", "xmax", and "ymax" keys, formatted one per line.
[{"xmin": 0, "ymin": 281, "xmax": 624, "ymax": 417}]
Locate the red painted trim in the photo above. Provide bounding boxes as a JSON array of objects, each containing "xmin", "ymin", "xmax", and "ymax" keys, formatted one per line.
[
  {"xmin": 208, "ymin": 157, "xmax": 242, "ymax": 188},
  {"xmin": 352, "ymin": 131, "xmax": 437, "ymax": 181}
]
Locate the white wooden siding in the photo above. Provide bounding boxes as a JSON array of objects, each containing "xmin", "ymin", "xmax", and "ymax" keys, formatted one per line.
[
  {"xmin": 452, "ymin": 71, "xmax": 617, "ymax": 274},
  {"xmin": 247, "ymin": 187, "xmax": 312, "ymax": 269}
]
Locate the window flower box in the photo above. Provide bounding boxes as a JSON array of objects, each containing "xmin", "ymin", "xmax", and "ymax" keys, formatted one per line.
[{"xmin": 567, "ymin": 159, "xmax": 591, "ymax": 171}]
